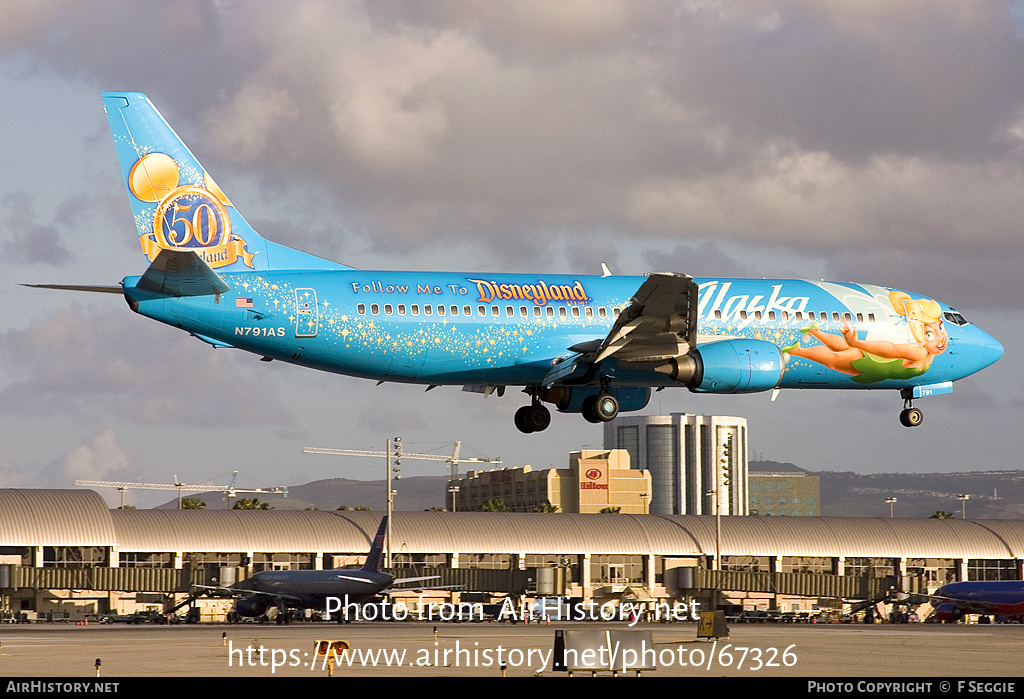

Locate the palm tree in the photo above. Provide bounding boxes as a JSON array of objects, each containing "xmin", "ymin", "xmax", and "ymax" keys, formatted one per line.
[
  {"xmin": 180, "ymin": 497, "xmax": 206, "ymax": 510},
  {"xmin": 232, "ymin": 498, "xmax": 273, "ymax": 510}
]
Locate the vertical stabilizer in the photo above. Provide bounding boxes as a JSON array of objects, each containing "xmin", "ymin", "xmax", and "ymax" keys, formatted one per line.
[
  {"xmin": 102, "ymin": 91, "xmax": 346, "ymax": 273},
  {"xmin": 361, "ymin": 516, "xmax": 388, "ymax": 572}
]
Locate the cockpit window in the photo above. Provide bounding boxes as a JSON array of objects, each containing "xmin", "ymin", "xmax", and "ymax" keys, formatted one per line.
[{"xmin": 943, "ymin": 311, "xmax": 969, "ymax": 326}]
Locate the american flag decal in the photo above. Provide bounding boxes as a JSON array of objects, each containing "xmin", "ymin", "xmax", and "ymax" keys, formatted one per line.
[{"xmin": 236, "ymin": 298, "xmax": 253, "ymax": 308}]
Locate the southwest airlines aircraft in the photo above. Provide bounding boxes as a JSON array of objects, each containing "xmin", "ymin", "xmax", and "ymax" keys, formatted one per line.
[
  {"xmin": 930, "ymin": 580, "xmax": 1024, "ymax": 622},
  {"xmin": 33, "ymin": 92, "xmax": 1003, "ymax": 433}
]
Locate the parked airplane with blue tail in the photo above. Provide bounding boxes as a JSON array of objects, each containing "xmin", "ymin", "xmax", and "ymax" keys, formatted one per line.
[
  {"xmin": 194, "ymin": 516, "xmax": 439, "ymax": 622},
  {"xmin": 31, "ymin": 92, "xmax": 1003, "ymax": 432},
  {"xmin": 930, "ymin": 580, "xmax": 1024, "ymax": 622}
]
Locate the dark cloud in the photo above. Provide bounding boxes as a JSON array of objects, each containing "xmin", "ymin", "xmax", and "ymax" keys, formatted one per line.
[
  {"xmin": 822, "ymin": 247, "xmax": 1023, "ymax": 312},
  {"xmin": 642, "ymin": 240, "xmax": 760, "ymax": 279},
  {"xmin": 1, "ymin": 1, "xmax": 1022, "ymax": 480},
  {"xmin": 5, "ymin": 1, "xmax": 1021, "ymax": 262},
  {"xmin": 945, "ymin": 378, "xmax": 999, "ymax": 412},
  {"xmin": 1, "ymin": 192, "xmax": 71, "ymax": 265},
  {"xmin": 0, "ymin": 303, "xmax": 293, "ymax": 426},
  {"xmin": 660, "ymin": 3, "xmax": 1024, "ymax": 164}
]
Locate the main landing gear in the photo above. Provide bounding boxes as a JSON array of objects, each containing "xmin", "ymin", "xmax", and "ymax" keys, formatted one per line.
[
  {"xmin": 515, "ymin": 402, "xmax": 551, "ymax": 434},
  {"xmin": 514, "ymin": 388, "xmax": 621, "ymax": 433},
  {"xmin": 581, "ymin": 393, "xmax": 619, "ymax": 424},
  {"xmin": 899, "ymin": 391, "xmax": 923, "ymax": 427}
]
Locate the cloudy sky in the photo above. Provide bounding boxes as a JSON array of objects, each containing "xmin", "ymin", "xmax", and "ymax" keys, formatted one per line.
[{"xmin": 1, "ymin": 1, "xmax": 1023, "ymax": 507}]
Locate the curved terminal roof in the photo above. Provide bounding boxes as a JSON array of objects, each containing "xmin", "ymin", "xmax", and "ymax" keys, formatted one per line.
[
  {"xmin": 0, "ymin": 491, "xmax": 1022, "ymax": 559},
  {"xmin": 110, "ymin": 510, "xmax": 382, "ymax": 553},
  {"xmin": 0, "ymin": 489, "xmax": 116, "ymax": 547}
]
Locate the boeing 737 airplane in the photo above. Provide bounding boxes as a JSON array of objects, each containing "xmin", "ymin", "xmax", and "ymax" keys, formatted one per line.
[
  {"xmin": 31, "ymin": 92, "xmax": 1003, "ymax": 432},
  {"xmin": 199, "ymin": 516, "xmax": 437, "ymax": 622},
  {"xmin": 930, "ymin": 580, "xmax": 1024, "ymax": 622}
]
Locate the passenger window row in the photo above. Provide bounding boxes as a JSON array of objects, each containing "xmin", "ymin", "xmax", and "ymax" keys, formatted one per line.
[
  {"xmin": 711, "ymin": 309, "xmax": 877, "ymax": 323},
  {"xmin": 356, "ymin": 303, "xmax": 622, "ymax": 318}
]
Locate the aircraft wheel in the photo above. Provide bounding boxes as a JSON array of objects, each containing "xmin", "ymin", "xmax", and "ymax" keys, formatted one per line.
[
  {"xmin": 514, "ymin": 405, "xmax": 535, "ymax": 433},
  {"xmin": 527, "ymin": 404, "xmax": 551, "ymax": 432},
  {"xmin": 900, "ymin": 407, "xmax": 923, "ymax": 427},
  {"xmin": 581, "ymin": 395, "xmax": 601, "ymax": 423},
  {"xmin": 595, "ymin": 393, "xmax": 619, "ymax": 422}
]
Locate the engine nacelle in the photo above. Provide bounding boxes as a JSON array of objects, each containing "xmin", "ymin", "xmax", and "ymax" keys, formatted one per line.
[
  {"xmin": 690, "ymin": 339, "xmax": 784, "ymax": 393},
  {"xmin": 235, "ymin": 595, "xmax": 272, "ymax": 618},
  {"xmin": 933, "ymin": 603, "xmax": 963, "ymax": 622},
  {"xmin": 545, "ymin": 386, "xmax": 651, "ymax": 414}
]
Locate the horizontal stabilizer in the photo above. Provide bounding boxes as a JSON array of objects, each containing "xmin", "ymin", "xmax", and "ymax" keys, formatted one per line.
[
  {"xmin": 23, "ymin": 283, "xmax": 123, "ymax": 294},
  {"xmin": 137, "ymin": 248, "xmax": 230, "ymax": 297}
]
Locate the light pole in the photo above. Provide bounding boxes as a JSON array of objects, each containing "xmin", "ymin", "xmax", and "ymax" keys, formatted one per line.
[
  {"xmin": 886, "ymin": 497, "xmax": 897, "ymax": 518},
  {"xmin": 958, "ymin": 494, "xmax": 969, "ymax": 520},
  {"xmin": 716, "ymin": 435, "xmax": 733, "ymax": 564},
  {"xmin": 387, "ymin": 437, "xmax": 402, "ymax": 568}
]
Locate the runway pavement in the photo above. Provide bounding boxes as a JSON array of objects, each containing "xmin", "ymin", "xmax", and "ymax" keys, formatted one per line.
[{"xmin": 0, "ymin": 621, "xmax": 1021, "ymax": 678}]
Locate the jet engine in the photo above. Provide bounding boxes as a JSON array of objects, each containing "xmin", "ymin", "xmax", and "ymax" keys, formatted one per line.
[
  {"xmin": 933, "ymin": 603, "xmax": 963, "ymax": 622},
  {"xmin": 235, "ymin": 595, "xmax": 272, "ymax": 618},
  {"xmin": 653, "ymin": 339, "xmax": 784, "ymax": 394}
]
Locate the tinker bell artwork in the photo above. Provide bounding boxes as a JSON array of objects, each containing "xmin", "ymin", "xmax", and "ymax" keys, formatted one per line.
[{"xmin": 784, "ymin": 290, "xmax": 947, "ymax": 383}]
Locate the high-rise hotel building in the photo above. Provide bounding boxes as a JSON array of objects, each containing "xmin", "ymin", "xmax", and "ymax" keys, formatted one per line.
[{"xmin": 604, "ymin": 413, "xmax": 749, "ymax": 516}]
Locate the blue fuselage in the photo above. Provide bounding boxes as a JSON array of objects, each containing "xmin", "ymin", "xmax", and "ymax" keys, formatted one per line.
[
  {"xmin": 244, "ymin": 568, "xmax": 394, "ymax": 609},
  {"xmin": 123, "ymin": 270, "xmax": 1003, "ymax": 392},
  {"xmin": 934, "ymin": 580, "xmax": 1024, "ymax": 616}
]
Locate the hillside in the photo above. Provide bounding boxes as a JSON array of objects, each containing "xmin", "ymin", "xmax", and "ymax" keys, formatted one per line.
[{"xmin": 157, "ymin": 464, "xmax": 1024, "ymax": 519}]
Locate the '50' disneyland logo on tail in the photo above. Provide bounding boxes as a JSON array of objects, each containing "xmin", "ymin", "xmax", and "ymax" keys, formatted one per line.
[{"xmin": 127, "ymin": 152, "xmax": 254, "ymax": 268}]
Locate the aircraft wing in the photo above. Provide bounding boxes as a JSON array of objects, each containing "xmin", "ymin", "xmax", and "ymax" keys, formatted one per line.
[
  {"xmin": 331, "ymin": 572, "xmax": 387, "ymax": 585},
  {"xmin": 193, "ymin": 584, "xmax": 305, "ymax": 603},
  {"xmin": 390, "ymin": 575, "xmax": 442, "ymax": 586},
  {"xmin": 594, "ymin": 272, "xmax": 699, "ymax": 363},
  {"xmin": 385, "ymin": 575, "xmax": 464, "ymax": 593},
  {"xmin": 192, "ymin": 584, "xmax": 238, "ymax": 595},
  {"xmin": 543, "ymin": 273, "xmax": 699, "ymax": 387}
]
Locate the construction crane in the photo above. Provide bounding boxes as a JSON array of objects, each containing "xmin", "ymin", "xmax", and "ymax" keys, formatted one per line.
[
  {"xmin": 301, "ymin": 440, "xmax": 497, "ymax": 495},
  {"xmin": 75, "ymin": 471, "xmax": 289, "ymax": 509},
  {"xmin": 303, "ymin": 440, "xmax": 500, "ymax": 566}
]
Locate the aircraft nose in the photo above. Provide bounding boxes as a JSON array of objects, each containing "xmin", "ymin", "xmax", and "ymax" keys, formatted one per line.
[
  {"xmin": 962, "ymin": 326, "xmax": 1003, "ymax": 376},
  {"xmin": 975, "ymin": 328, "xmax": 1003, "ymax": 369}
]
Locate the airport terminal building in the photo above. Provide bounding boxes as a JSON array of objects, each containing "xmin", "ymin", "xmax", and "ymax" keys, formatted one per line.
[{"xmin": 2, "ymin": 489, "xmax": 1023, "ymax": 621}]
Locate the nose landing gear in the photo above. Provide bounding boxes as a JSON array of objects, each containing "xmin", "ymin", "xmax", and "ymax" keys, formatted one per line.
[{"xmin": 899, "ymin": 391, "xmax": 923, "ymax": 427}]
